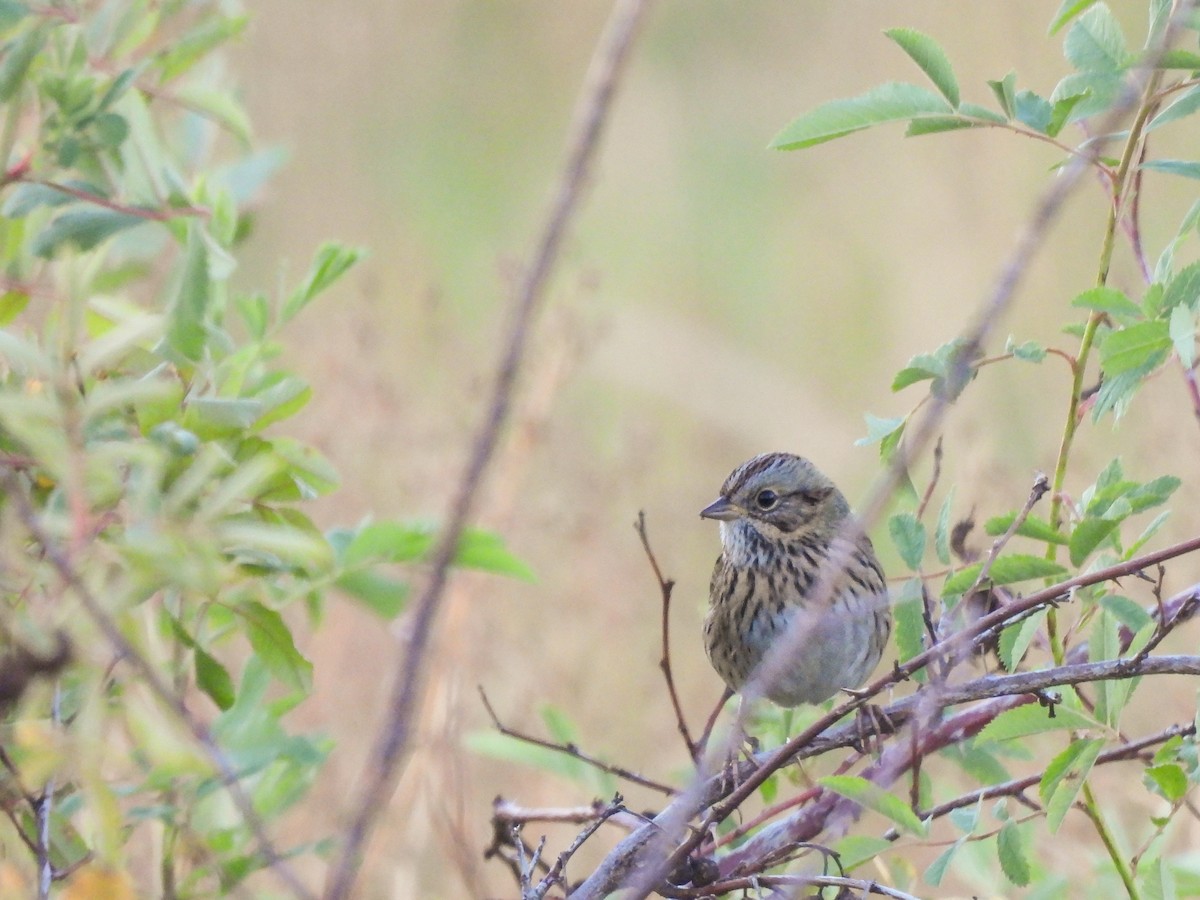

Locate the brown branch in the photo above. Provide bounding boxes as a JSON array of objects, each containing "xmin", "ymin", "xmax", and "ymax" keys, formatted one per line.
[
  {"xmin": 635, "ymin": 511, "xmax": 696, "ymax": 760},
  {"xmin": 478, "ymin": 687, "xmax": 676, "ymax": 796},
  {"xmin": 529, "ymin": 795, "xmax": 627, "ymax": 900},
  {"xmin": 320, "ymin": 2, "xmax": 655, "ymax": 896},
  {"xmin": 570, "ymin": 531, "xmax": 1200, "ymax": 898},
  {"xmin": 1, "ymin": 469, "xmax": 312, "ymax": 900}
]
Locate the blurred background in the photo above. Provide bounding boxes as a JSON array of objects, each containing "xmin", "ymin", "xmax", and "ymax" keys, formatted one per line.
[{"xmin": 226, "ymin": 1, "xmax": 1200, "ymax": 895}]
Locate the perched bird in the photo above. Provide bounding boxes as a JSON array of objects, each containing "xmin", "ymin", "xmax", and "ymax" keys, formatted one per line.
[{"xmin": 701, "ymin": 452, "xmax": 890, "ymax": 707}]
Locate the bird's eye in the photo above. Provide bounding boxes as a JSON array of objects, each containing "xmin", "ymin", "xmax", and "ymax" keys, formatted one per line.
[{"xmin": 755, "ymin": 489, "xmax": 779, "ymax": 510}]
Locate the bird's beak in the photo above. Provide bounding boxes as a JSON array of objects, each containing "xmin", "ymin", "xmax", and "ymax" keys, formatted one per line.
[{"xmin": 700, "ymin": 496, "xmax": 741, "ymax": 521}]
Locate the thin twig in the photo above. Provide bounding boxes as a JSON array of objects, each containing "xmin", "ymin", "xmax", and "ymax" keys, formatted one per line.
[
  {"xmin": 635, "ymin": 511, "xmax": 696, "ymax": 759},
  {"xmin": 2, "ymin": 470, "xmax": 313, "ymax": 900},
  {"xmin": 530, "ymin": 794, "xmax": 627, "ymax": 900},
  {"xmin": 320, "ymin": 4, "xmax": 655, "ymax": 893},
  {"xmin": 914, "ymin": 436, "xmax": 943, "ymax": 520},
  {"xmin": 973, "ymin": 471, "xmax": 1051, "ymax": 588},
  {"xmin": 478, "ymin": 687, "xmax": 676, "ymax": 796}
]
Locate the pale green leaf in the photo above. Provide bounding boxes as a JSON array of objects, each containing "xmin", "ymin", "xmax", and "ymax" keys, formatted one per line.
[
  {"xmin": 821, "ymin": 775, "xmax": 928, "ymax": 836},
  {"xmin": 987, "ymin": 72, "xmax": 1017, "ymax": 117},
  {"xmin": 856, "ymin": 414, "xmax": 905, "ymax": 446},
  {"xmin": 942, "ymin": 555, "xmax": 1067, "ymax": 597},
  {"xmin": 195, "ymin": 646, "xmax": 235, "ymax": 711},
  {"xmin": 1145, "ymin": 763, "xmax": 1188, "ymax": 802},
  {"xmin": 888, "ymin": 512, "xmax": 926, "ymax": 570},
  {"xmin": 1049, "ymin": 0, "xmax": 1100, "ymax": 34},
  {"xmin": 1171, "ymin": 302, "xmax": 1198, "ymax": 370},
  {"xmin": 884, "ymin": 28, "xmax": 960, "ymax": 106},
  {"xmin": 1069, "ymin": 517, "xmax": 1120, "ymax": 566},
  {"xmin": 1064, "ymin": 4, "xmax": 1130, "ymax": 73},
  {"xmin": 1142, "ymin": 159, "xmax": 1200, "ymax": 180},
  {"xmin": 32, "ymin": 208, "xmax": 147, "ymax": 258},
  {"xmin": 1099, "ymin": 320, "xmax": 1170, "ymax": 377},
  {"xmin": 241, "ymin": 601, "xmax": 312, "ymax": 692},
  {"xmin": 1042, "ymin": 739, "xmax": 1103, "ymax": 831},
  {"xmin": 1149, "ymin": 84, "xmax": 1200, "ymax": 130},
  {"xmin": 772, "ymin": 82, "xmax": 952, "ymax": 150},
  {"xmin": 984, "ymin": 512, "xmax": 1069, "ymax": 545},
  {"xmin": 998, "ymin": 609, "xmax": 1047, "ymax": 672},
  {"xmin": 934, "ymin": 488, "xmax": 954, "ymax": 565},
  {"xmin": 977, "ymin": 703, "xmax": 1097, "ymax": 743},
  {"xmin": 1071, "ymin": 285, "xmax": 1142, "ymax": 320},
  {"xmin": 283, "ymin": 242, "xmax": 365, "ymax": 323},
  {"xmin": 998, "ymin": 821, "xmax": 1031, "ymax": 886},
  {"xmin": 167, "ymin": 223, "xmax": 212, "ymax": 362}
]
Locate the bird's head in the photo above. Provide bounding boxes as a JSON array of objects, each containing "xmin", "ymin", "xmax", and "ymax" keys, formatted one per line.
[{"xmin": 700, "ymin": 452, "xmax": 850, "ymax": 541}]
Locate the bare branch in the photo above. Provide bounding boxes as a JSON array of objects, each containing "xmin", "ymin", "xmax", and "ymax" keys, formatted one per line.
[
  {"xmin": 636, "ymin": 511, "xmax": 696, "ymax": 759},
  {"xmin": 478, "ymin": 687, "xmax": 676, "ymax": 796},
  {"xmin": 321, "ymin": 2, "xmax": 656, "ymax": 894}
]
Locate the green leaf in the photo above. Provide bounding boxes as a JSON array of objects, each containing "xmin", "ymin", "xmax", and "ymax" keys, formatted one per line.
[
  {"xmin": 1145, "ymin": 763, "xmax": 1188, "ymax": 803},
  {"xmin": 283, "ymin": 242, "xmax": 365, "ymax": 323},
  {"xmin": 1014, "ymin": 90, "xmax": 1052, "ymax": 133},
  {"xmin": 31, "ymin": 207, "xmax": 147, "ymax": 257},
  {"xmin": 1049, "ymin": 0, "xmax": 1100, "ymax": 34},
  {"xmin": 884, "ymin": 28, "xmax": 960, "ymax": 107},
  {"xmin": 1064, "ymin": 4, "xmax": 1130, "ymax": 73},
  {"xmin": 333, "ymin": 569, "xmax": 409, "ymax": 618},
  {"xmin": 1099, "ymin": 593, "xmax": 1151, "ymax": 631},
  {"xmin": 1092, "ymin": 354, "xmax": 1158, "ymax": 420},
  {"xmin": 456, "ymin": 529, "xmax": 536, "ymax": 581},
  {"xmin": 984, "ymin": 512, "xmax": 1069, "ymax": 545},
  {"xmin": 0, "ymin": 24, "xmax": 44, "ymax": 101},
  {"xmin": 1149, "ymin": 84, "xmax": 1200, "ymax": 131},
  {"xmin": 1071, "ymin": 285, "xmax": 1143, "ymax": 320},
  {"xmin": 905, "ymin": 116, "xmax": 977, "ymax": 137},
  {"xmin": 240, "ymin": 601, "xmax": 312, "ymax": 692},
  {"xmin": 771, "ymin": 82, "xmax": 952, "ymax": 150},
  {"xmin": 888, "ymin": 512, "xmax": 926, "ymax": 570},
  {"xmin": 1069, "ymin": 517, "xmax": 1120, "ymax": 566},
  {"xmin": 167, "ymin": 223, "xmax": 212, "ymax": 362},
  {"xmin": 1048, "ymin": 91, "xmax": 1090, "ymax": 136},
  {"xmin": 833, "ymin": 835, "xmax": 893, "ymax": 871},
  {"xmin": 942, "ymin": 555, "xmax": 1067, "ymax": 597},
  {"xmin": 820, "ymin": 775, "xmax": 927, "ymax": 836},
  {"xmin": 855, "ymin": 413, "xmax": 904, "ymax": 446},
  {"xmin": 1007, "ymin": 338, "xmax": 1047, "ymax": 362},
  {"xmin": 1099, "ymin": 320, "xmax": 1171, "ymax": 377},
  {"xmin": 1158, "ymin": 49, "xmax": 1200, "ymax": 69},
  {"xmin": 997, "ymin": 821, "xmax": 1031, "ymax": 887},
  {"xmin": 1166, "ymin": 293, "xmax": 1200, "ymax": 360},
  {"xmin": 892, "ymin": 578, "xmax": 927, "ymax": 674},
  {"xmin": 155, "ymin": 14, "xmax": 249, "ymax": 82},
  {"xmin": 934, "ymin": 489, "xmax": 954, "ymax": 565},
  {"xmin": 174, "ymin": 85, "xmax": 251, "ymax": 145},
  {"xmin": 0, "ymin": 290, "xmax": 29, "ymax": 325},
  {"xmin": 978, "ymin": 703, "xmax": 1098, "ymax": 743},
  {"xmin": 1164, "ymin": 261, "xmax": 1200, "ymax": 311},
  {"xmin": 195, "ymin": 646, "xmax": 236, "ymax": 711},
  {"xmin": 958, "ymin": 102, "xmax": 1008, "ymax": 124},
  {"xmin": 998, "ymin": 609, "xmax": 1047, "ymax": 672},
  {"xmin": 987, "ymin": 72, "xmax": 1017, "ymax": 118},
  {"xmin": 1042, "ymin": 738, "xmax": 1103, "ymax": 832},
  {"xmin": 1142, "ymin": 159, "xmax": 1200, "ymax": 180},
  {"xmin": 924, "ymin": 837, "xmax": 966, "ymax": 886}
]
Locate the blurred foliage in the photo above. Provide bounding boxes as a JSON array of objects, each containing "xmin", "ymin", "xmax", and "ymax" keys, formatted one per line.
[{"xmin": 0, "ymin": 0, "xmax": 527, "ymax": 895}]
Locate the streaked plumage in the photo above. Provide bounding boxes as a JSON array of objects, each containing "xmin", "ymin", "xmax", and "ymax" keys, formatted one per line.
[{"xmin": 701, "ymin": 452, "xmax": 890, "ymax": 707}]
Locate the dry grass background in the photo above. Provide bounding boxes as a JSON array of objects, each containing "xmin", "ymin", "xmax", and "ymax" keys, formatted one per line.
[{"xmin": 220, "ymin": 2, "xmax": 1200, "ymax": 896}]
